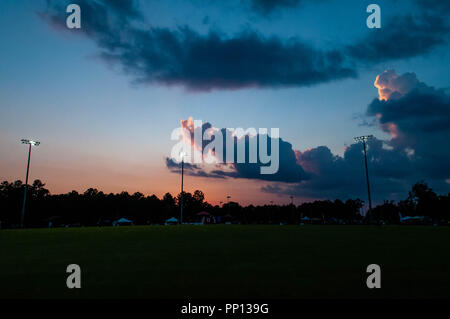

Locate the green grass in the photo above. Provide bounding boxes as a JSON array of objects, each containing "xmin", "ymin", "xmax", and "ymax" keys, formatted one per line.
[{"xmin": 0, "ymin": 225, "xmax": 449, "ymax": 299}]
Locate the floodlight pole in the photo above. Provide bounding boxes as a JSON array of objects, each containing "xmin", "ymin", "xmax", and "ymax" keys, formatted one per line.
[
  {"xmin": 20, "ymin": 139, "xmax": 39, "ymax": 228},
  {"xmin": 354, "ymin": 135, "xmax": 373, "ymax": 222},
  {"xmin": 180, "ymin": 156, "xmax": 184, "ymax": 224},
  {"xmin": 362, "ymin": 139, "xmax": 372, "ymax": 214}
]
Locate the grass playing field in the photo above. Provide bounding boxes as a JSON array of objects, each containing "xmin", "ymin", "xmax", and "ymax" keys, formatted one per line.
[{"xmin": 0, "ymin": 225, "xmax": 449, "ymax": 299}]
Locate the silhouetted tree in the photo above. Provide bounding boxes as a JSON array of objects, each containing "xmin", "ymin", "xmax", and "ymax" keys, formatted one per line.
[{"xmin": 0, "ymin": 179, "xmax": 448, "ymax": 228}]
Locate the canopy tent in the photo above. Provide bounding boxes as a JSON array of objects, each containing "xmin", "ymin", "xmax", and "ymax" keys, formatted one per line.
[
  {"xmin": 117, "ymin": 218, "xmax": 132, "ymax": 223},
  {"xmin": 113, "ymin": 218, "xmax": 133, "ymax": 226},
  {"xmin": 165, "ymin": 217, "xmax": 179, "ymax": 225}
]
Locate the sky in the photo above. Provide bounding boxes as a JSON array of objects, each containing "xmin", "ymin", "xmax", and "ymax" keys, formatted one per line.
[{"xmin": 0, "ymin": 0, "xmax": 449, "ymax": 207}]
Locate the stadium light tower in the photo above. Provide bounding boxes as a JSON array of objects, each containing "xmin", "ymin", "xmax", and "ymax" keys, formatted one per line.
[
  {"xmin": 20, "ymin": 139, "xmax": 40, "ymax": 228},
  {"xmin": 354, "ymin": 135, "xmax": 373, "ymax": 220},
  {"xmin": 179, "ymin": 151, "xmax": 186, "ymax": 224}
]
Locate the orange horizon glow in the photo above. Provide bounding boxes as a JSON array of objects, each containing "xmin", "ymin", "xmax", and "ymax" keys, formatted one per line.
[{"xmin": 0, "ymin": 157, "xmax": 293, "ymax": 206}]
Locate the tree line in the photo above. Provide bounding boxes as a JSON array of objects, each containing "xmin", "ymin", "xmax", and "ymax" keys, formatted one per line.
[{"xmin": 0, "ymin": 180, "xmax": 448, "ymax": 228}]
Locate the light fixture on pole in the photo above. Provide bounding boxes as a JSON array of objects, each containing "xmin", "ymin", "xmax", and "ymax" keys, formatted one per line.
[
  {"xmin": 179, "ymin": 151, "xmax": 186, "ymax": 224},
  {"xmin": 20, "ymin": 139, "xmax": 40, "ymax": 228},
  {"xmin": 354, "ymin": 135, "xmax": 373, "ymax": 221}
]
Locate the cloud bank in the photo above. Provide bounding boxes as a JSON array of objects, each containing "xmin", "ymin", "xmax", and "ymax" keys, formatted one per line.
[
  {"xmin": 167, "ymin": 72, "xmax": 450, "ymax": 201},
  {"xmin": 166, "ymin": 118, "xmax": 309, "ymax": 182},
  {"xmin": 367, "ymin": 70, "xmax": 450, "ymax": 180},
  {"xmin": 347, "ymin": 0, "xmax": 450, "ymax": 63},
  {"xmin": 41, "ymin": 0, "xmax": 450, "ymax": 91},
  {"xmin": 248, "ymin": 0, "xmax": 303, "ymax": 14},
  {"xmin": 42, "ymin": 0, "xmax": 355, "ymax": 91}
]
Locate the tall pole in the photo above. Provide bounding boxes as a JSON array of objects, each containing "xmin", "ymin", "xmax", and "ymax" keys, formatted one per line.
[
  {"xmin": 354, "ymin": 135, "xmax": 373, "ymax": 223},
  {"xmin": 362, "ymin": 140, "xmax": 373, "ymax": 214},
  {"xmin": 20, "ymin": 143, "xmax": 32, "ymax": 228},
  {"xmin": 180, "ymin": 156, "xmax": 184, "ymax": 224},
  {"xmin": 20, "ymin": 139, "xmax": 40, "ymax": 228}
]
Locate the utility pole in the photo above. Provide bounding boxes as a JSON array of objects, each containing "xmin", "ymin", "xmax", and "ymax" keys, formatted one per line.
[
  {"xmin": 354, "ymin": 135, "xmax": 373, "ymax": 222},
  {"xmin": 20, "ymin": 139, "xmax": 40, "ymax": 228}
]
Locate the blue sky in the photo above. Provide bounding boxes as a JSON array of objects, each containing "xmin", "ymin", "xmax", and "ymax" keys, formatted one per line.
[{"xmin": 1, "ymin": 0, "xmax": 449, "ymax": 205}]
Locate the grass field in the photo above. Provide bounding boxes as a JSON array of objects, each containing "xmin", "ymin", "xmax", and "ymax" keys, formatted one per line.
[{"xmin": 0, "ymin": 225, "xmax": 449, "ymax": 299}]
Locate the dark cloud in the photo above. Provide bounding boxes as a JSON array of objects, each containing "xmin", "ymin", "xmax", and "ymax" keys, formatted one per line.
[
  {"xmin": 42, "ymin": 0, "xmax": 355, "ymax": 91},
  {"xmin": 248, "ymin": 0, "xmax": 302, "ymax": 14},
  {"xmin": 246, "ymin": 0, "xmax": 329, "ymax": 15},
  {"xmin": 263, "ymin": 139, "xmax": 414, "ymax": 201},
  {"xmin": 42, "ymin": 0, "xmax": 450, "ymax": 90},
  {"xmin": 367, "ymin": 75, "xmax": 450, "ymax": 179},
  {"xmin": 165, "ymin": 157, "xmax": 228, "ymax": 179},
  {"xmin": 265, "ymin": 72, "xmax": 450, "ymax": 201},
  {"xmin": 231, "ymin": 136, "xmax": 309, "ymax": 182},
  {"xmin": 348, "ymin": 1, "xmax": 450, "ymax": 63},
  {"xmin": 165, "ymin": 157, "xmax": 199, "ymax": 171},
  {"xmin": 415, "ymin": 0, "xmax": 450, "ymax": 14},
  {"xmin": 368, "ymin": 91, "xmax": 450, "ymax": 136},
  {"xmin": 166, "ymin": 120, "xmax": 309, "ymax": 183},
  {"xmin": 168, "ymin": 73, "xmax": 450, "ymax": 201}
]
